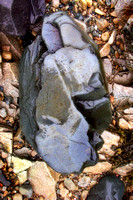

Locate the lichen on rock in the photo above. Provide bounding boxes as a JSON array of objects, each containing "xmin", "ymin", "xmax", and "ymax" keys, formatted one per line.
[{"xmin": 19, "ymin": 11, "xmax": 112, "ymax": 174}]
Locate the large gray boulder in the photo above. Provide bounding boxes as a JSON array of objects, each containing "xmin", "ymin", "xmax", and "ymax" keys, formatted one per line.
[{"xmin": 19, "ymin": 12, "xmax": 112, "ymax": 174}]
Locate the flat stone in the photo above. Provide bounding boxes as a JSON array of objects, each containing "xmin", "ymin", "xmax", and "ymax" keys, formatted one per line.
[
  {"xmin": 113, "ymin": 163, "xmax": 133, "ymax": 176},
  {"xmin": 100, "ymin": 42, "xmax": 110, "ymax": 57},
  {"xmin": 98, "ymin": 130, "xmax": 120, "ymax": 156},
  {"xmin": 83, "ymin": 162, "xmax": 112, "ymax": 174},
  {"xmin": 124, "ymin": 108, "xmax": 133, "ymax": 114},
  {"xmin": 64, "ymin": 178, "xmax": 76, "ymax": 191},
  {"xmin": 113, "ymin": 83, "xmax": 133, "ymax": 107},
  {"xmin": 7, "ymin": 156, "xmax": 33, "ymax": 174},
  {"xmin": 114, "ymin": 71, "xmax": 133, "ymax": 86},
  {"xmin": 28, "ymin": 161, "xmax": 59, "ymax": 199}
]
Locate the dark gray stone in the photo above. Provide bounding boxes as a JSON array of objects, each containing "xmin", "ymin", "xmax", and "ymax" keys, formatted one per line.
[
  {"xmin": 86, "ymin": 175, "xmax": 125, "ymax": 200},
  {"xmin": 19, "ymin": 12, "xmax": 112, "ymax": 174}
]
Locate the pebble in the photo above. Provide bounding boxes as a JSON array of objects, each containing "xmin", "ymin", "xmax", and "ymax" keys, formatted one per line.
[
  {"xmin": 100, "ymin": 42, "xmax": 110, "ymax": 57},
  {"xmin": 17, "ymin": 171, "xmax": 27, "ymax": 185},
  {"xmin": 80, "ymin": 0, "xmax": 87, "ymax": 10},
  {"xmin": 0, "ymin": 108, "xmax": 7, "ymax": 118},
  {"xmin": 113, "ymin": 18, "xmax": 119, "ymax": 24},
  {"xmin": 96, "ymin": 18, "xmax": 109, "ymax": 31},
  {"xmin": 19, "ymin": 184, "xmax": 33, "ymax": 198},
  {"xmin": 83, "ymin": 162, "xmax": 112, "ymax": 174},
  {"xmin": 0, "ymin": 130, "xmax": 12, "ymax": 153},
  {"xmin": 103, "ymin": 58, "xmax": 112, "ymax": 77},
  {"xmin": 64, "ymin": 178, "xmax": 76, "ymax": 191},
  {"xmin": 113, "ymin": 163, "xmax": 133, "ymax": 176},
  {"xmin": 60, "ymin": 187, "xmax": 69, "ymax": 197},
  {"xmin": 61, "ymin": 0, "xmax": 69, "ymax": 5},
  {"xmin": 124, "ymin": 108, "xmax": 133, "ymax": 114},
  {"xmin": 52, "ymin": 0, "xmax": 59, "ymax": 8},
  {"xmin": 12, "ymin": 193, "xmax": 23, "ymax": 200},
  {"xmin": 81, "ymin": 190, "xmax": 88, "ymax": 200},
  {"xmin": 114, "ymin": 71, "xmax": 133, "ymax": 86},
  {"xmin": 2, "ymin": 51, "xmax": 12, "ymax": 61},
  {"xmin": 0, "ymin": 53, "xmax": 2, "ymax": 63},
  {"xmin": 95, "ymin": 8, "xmax": 106, "ymax": 15},
  {"xmin": 108, "ymin": 30, "xmax": 117, "ymax": 45},
  {"xmin": 87, "ymin": 0, "xmax": 92, "ymax": 7},
  {"xmin": 110, "ymin": 10, "xmax": 117, "ymax": 17},
  {"xmin": 78, "ymin": 176, "xmax": 91, "ymax": 187},
  {"xmin": 0, "ymin": 160, "xmax": 4, "ymax": 168},
  {"xmin": 101, "ymin": 31, "xmax": 109, "ymax": 41}
]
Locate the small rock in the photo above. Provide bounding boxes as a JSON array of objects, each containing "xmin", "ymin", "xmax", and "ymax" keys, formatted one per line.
[
  {"xmin": 96, "ymin": 18, "xmax": 109, "ymax": 31},
  {"xmin": 87, "ymin": 0, "xmax": 92, "ymax": 7},
  {"xmin": 119, "ymin": 118, "xmax": 133, "ymax": 129},
  {"xmin": 7, "ymin": 156, "xmax": 33, "ymax": 174},
  {"xmin": 80, "ymin": 0, "xmax": 87, "ymax": 10},
  {"xmin": 0, "ymin": 129, "xmax": 12, "ymax": 153},
  {"xmin": 113, "ymin": 18, "xmax": 119, "ymax": 24},
  {"xmin": 124, "ymin": 108, "xmax": 133, "ymax": 114},
  {"xmin": 100, "ymin": 43, "xmax": 110, "ymax": 57},
  {"xmin": 113, "ymin": 163, "xmax": 133, "ymax": 176},
  {"xmin": 13, "ymin": 193, "xmax": 23, "ymax": 200},
  {"xmin": 0, "ymin": 53, "xmax": 2, "ymax": 63},
  {"xmin": 114, "ymin": 71, "xmax": 133, "ymax": 86},
  {"xmin": 64, "ymin": 178, "xmax": 76, "ymax": 191},
  {"xmin": 28, "ymin": 161, "xmax": 59, "ymax": 199},
  {"xmin": 108, "ymin": 30, "xmax": 117, "ymax": 45},
  {"xmin": 14, "ymin": 147, "xmax": 32, "ymax": 158},
  {"xmin": 2, "ymin": 51, "xmax": 12, "ymax": 61},
  {"xmin": 0, "ymin": 108, "xmax": 7, "ymax": 118},
  {"xmin": 17, "ymin": 171, "xmax": 28, "ymax": 185},
  {"xmin": 0, "ymin": 160, "xmax": 4, "ymax": 168},
  {"xmin": 83, "ymin": 162, "xmax": 112, "ymax": 174},
  {"xmin": 95, "ymin": 8, "xmax": 106, "ymax": 15},
  {"xmin": 52, "ymin": 0, "xmax": 59, "ymax": 8},
  {"xmin": 78, "ymin": 176, "xmax": 91, "ymax": 187},
  {"xmin": 19, "ymin": 184, "xmax": 33, "ymax": 198},
  {"xmin": 110, "ymin": 10, "xmax": 118, "ymax": 17},
  {"xmin": 101, "ymin": 32, "xmax": 109, "ymax": 41},
  {"xmin": 60, "ymin": 188, "xmax": 69, "ymax": 198},
  {"xmin": 0, "ymin": 169, "xmax": 10, "ymax": 186},
  {"xmin": 81, "ymin": 190, "xmax": 88, "ymax": 200},
  {"xmin": 61, "ymin": 0, "xmax": 69, "ymax": 5},
  {"xmin": 98, "ymin": 131, "xmax": 120, "ymax": 156},
  {"xmin": 113, "ymin": 83, "xmax": 133, "ymax": 107},
  {"xmin": 103, "ymin": 58, "xmax": 112, "ymax": 78}
]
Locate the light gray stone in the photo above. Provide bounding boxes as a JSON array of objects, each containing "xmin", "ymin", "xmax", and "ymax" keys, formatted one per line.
[
  {"xmin": 19, "ymin": 11, "xmax": 111, "ymax": 174},
  {"xmin": 64, "ymin": 178, "xmax": 76, "ymax": 191},
  {"xmin": 19, "ymin": 184, "xmax": 33, "ymax": 198}
]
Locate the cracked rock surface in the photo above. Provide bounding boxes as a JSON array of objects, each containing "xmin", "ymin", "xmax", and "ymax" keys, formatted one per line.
[{"xmin": 19, "ymin": 12, "xmax": 112, "ymax": 174}]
